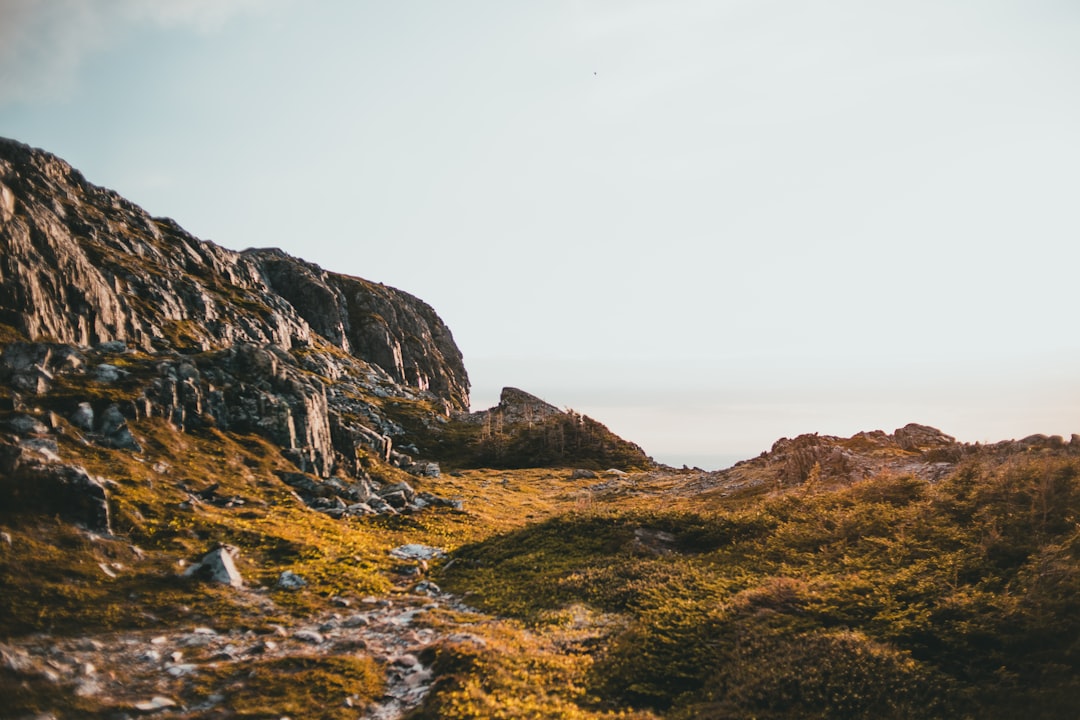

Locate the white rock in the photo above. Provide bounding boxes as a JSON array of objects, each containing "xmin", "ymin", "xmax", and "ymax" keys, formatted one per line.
[
  {"xmin": 134, "ymin": 696, "xmax": 177, "ymax": 712},
  {"xmin": 293, "ymin": 629, "xmax": 324, "ymax": 644},
  {"xmin": 182, "ymin": 545, "xmax": 244, "ymax": 588}
]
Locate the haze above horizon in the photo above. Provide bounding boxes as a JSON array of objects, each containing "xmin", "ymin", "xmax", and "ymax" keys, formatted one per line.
[{"xmin": 1, "ymin": 1, "xmax": 1077, "ymax": 469}]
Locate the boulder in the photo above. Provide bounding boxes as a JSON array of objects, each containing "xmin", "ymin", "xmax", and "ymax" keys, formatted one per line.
[
  {"xmin": 182, "ymin": 545, "xmax": 244, "ymax": 588},
  {"xmin": 893, "ymin": 424, "xmax": 956, "ymax": 451},
  {"xmin": 96, "ymin": 404, "xmax": 141, "ymax": 451},
  {"xmin": 0, "ymin": 460, "xmax": 112, "ymax": 533},
  {"xmin": 2, "ymin": 414, "xmax": 48, "ymax": 435},
  {"xmin": 70, "ymin": 402, "xmax": 94, "ymax": 431}
]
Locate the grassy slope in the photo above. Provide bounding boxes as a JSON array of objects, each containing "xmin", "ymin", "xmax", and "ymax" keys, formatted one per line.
[
  {"xmin": 2, "ymin": 361, "xmax": 1078, "ymax": 719},
  {"xmin": 420, "ymin": 453, "xmax": 1080, "ymax": 720}
]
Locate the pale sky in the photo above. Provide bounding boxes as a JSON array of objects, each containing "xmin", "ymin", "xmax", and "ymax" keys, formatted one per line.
[{"xmin": 1, "ymin": 1, "xmax": 1077, "ymax": 468}]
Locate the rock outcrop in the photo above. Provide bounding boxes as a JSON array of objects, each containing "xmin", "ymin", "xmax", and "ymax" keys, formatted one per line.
[
  {"xmin": 0, "ymin": 136, "xmax": 472, "ymax": 518},
  {"xmin": 0, "ymin": 137, "xmax": 468, "ymax": 411}
]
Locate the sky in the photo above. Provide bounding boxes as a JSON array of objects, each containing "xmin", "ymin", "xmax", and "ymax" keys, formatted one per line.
[{"xmin": 1, "ymin": 1, "xmax": 1078, "ymax": 468}]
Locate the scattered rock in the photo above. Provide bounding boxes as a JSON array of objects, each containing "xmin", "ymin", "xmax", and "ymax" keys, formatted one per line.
[
  {"xmin": 390, "ymin": 544, "xmax": 447, "ymax": 561},
  {"xmin": 293, "ymin": 629, "xmax": 324, "ymax": 644},
  {"xmin": 134, "ymin": 696, "xmax": 178, "ymax": 712},
  {"xmin": 2, "ymin": 414, "xmax": 49, "ymax": 434},
  {"xmin": 571, "ymin": 469, "xmax": 598, "ymax": 479},
  {"xmin": 93, "ymin": 364, "xmax": 128, "ymax": 383},
  {"xmin": 165, "ymin": 663, "xmax": 197, "ymax": 677},
  {"xmin": 276, "ymin": 570, "xmax": 307, "ymax": 590},
  {"xmin": 69, "ymin": 403, "xmax": 95, "ymax": 431}
]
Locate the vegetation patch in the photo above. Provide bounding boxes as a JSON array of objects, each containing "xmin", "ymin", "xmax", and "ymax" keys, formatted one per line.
[{"xmin": 193, "ymin": 655, "xmax": 384, "ymax": 719}]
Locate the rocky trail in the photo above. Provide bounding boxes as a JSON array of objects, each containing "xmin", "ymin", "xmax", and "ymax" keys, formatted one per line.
[{"xmin": 1, "ymin": 545, "xmax": 481, "ymax": 720}]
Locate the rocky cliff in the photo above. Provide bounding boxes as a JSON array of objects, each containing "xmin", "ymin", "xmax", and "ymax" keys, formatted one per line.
[
  {"xmin": 0, "ymin": 136, "xmax": 476, "ymax": 522},
  {"xmin": 0, "ymin": 137, "xmax": 467, "ymax": 411}
]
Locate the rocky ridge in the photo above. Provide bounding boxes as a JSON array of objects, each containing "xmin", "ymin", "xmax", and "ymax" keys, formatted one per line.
[
  {"xmin": 0, "ymin": 137, "xmax": 479, "ymax": 520},
  {"xmin": 649, "ymin": 422, "xmax": 1080, "ymax": 498}
]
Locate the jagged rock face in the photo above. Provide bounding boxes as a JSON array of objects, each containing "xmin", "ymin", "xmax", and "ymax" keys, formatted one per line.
[
  {"xmin": 0, "ymin": 137, "xmax": 468, "ymax": 411},
  {"xmin": 253, "ymin": 250, "xmax": 469, "ymax": 411}
]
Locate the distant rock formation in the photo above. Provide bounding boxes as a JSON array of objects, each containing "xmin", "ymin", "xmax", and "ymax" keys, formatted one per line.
[
  {"xmin": 465, "ymin": 387, "xmax": 564, "ymax": 427},
  {"xmin": 705, "ymin": 423, "xmax": 1079, "ymax": 494},
  {"xmin": 447, "ymin": 387, "xmax": 652, "ymax": 470}
]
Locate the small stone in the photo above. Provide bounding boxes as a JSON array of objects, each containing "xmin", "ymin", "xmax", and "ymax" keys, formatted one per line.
[
  {"xmin": 389, "ymin": 544, "xmax": 446, "ymax": 561},
  {"xmin": 75, "ymin": 678, "xmax": 101, "ymax": 696},
  {"xmin": 169, "ymin": 651, "xmax": 183, "ymax": 663},
  {"xmin": 134, "ymin": 696, "xmax": 177, "ymax": 712},
  {"xmin": 138, "ymin": 649, "xmax": 161, "ymax": 663},
  {"xmin": 415, "ymin": 580, "xmax": 440, "ymax": 595},
  {"xmin": 393, "ymin": 653, "xmax": 420, "ymax": 668},
  {"xmin": 150, "ymin": 636, "xmax": 168, "ymax": 645},
  {"xmin": 0, "ymin": 532, "xmax": 11, "ymax": 546},
  {"xmin": 276, "ymin": 570, "xmax": 307, "ymax": 590},
  {"xmin": 293, "ymin": 629, "xmax": 323, "ymax": 644},
  {"xmin": 166, "ymin": 663, "xmax": 197, "ymax": 677}
]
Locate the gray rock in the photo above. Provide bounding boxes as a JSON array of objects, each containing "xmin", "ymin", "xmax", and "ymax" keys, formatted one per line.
[
  {"xmin": 379, "ymin": 480, "xmax": 415, "ymax": 500},
  {"xmin": 571, "ymin": 469, "xmax": 598, "ymax": 479},
  {"xmin": 389, "ymin": 544, "xmax": 447, "ymax": 561},
  {"xmin": 19, "ymin": 436, "xmax": 60, "ymax": 462},
  {"xmin": 293, "ymin": 629, "xmax": 324, "ymax": 644},
  {"xmin": 70, "ymin": 402, "xmax": 94, "ymax": 431},
  {"xmin": 96, "ymin": 404, "xmax": 141, "ymax": 451},
  {"xmin": 134, "ymin": 696, "xmax": 177, "ymax": 713},
  {"xmin": 381, "ymin": 491, "xmax": 410, "ymax": 509},
  {"xmin": 3, "ymin": 414, "xmax": 48, "ymax": 434},
  {"xmin": 276, "ymin": 570, "xmax": 307, "ymax": 590},
  {"xmin": 165, "ymin": 664, "xmax": 197, "ymax": 677},
  {"xmin": 93, "ymin": 364, "xmax": 128, "ymax": 383},
  {"xmin": 182, "ymin": 545, "xmax": 244, "ymax": 588},
  {"xmin": 415, "ymin": 580, "xmax": 441, "ymax": 595}
]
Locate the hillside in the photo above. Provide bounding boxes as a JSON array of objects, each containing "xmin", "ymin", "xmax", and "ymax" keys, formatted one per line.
[{"xmin": 1, "ymin": 138, "xmax": 1078, "ymax": 719}]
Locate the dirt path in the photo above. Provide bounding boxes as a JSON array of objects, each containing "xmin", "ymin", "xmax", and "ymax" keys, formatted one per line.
[{"xmin": 3, "ymin": 573, "xmax": 479, "ymax": 718}]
